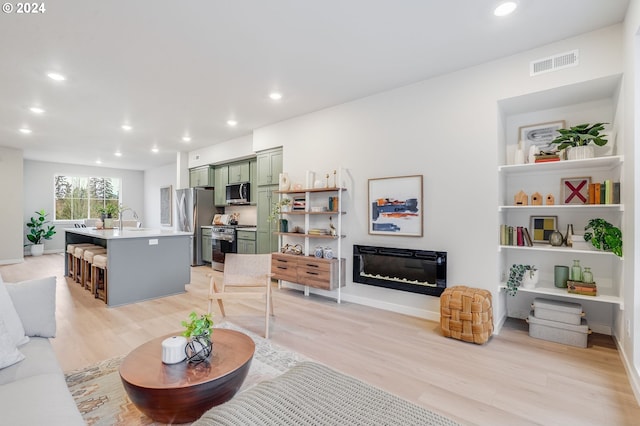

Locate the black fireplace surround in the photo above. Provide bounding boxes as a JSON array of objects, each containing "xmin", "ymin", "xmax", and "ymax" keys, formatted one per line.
[{"xmin": 353, "ymin": 245, "xmax": 447, "ymax": 297}]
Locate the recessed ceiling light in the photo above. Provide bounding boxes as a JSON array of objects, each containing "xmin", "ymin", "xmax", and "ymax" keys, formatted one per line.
[
  {"xmin": 182, "ymin": 136, "xmax": 191, "ymax": 142},
  {"xmin": 19, "ymin": 128, "xmax": 32, "ymax": 134},
  {"xmin": 151, "ymin": 147, "xmax": 159, "ymax": 153},
  {"xmin": 269, "ymin": 92, "xmax": 283, "ymax": 100},
  {"xmin": 47, "ymin": 72, "xmax": 66, "ymax": 81},
  {"xmin": 114, "ymin": 151, "xmax": 122, "ymax": 157},
  {"xmin": 121, "ymin": 124, "xmax": 132, "ymax": 131},
  {"xmin": 494, "ymin": 1, "xmax": 517, "ymax": 16},
  {"xmin": 29, "ymin": 107, "xmax": 45, "ymax": 114},
  {"xmin": 95, "ymin": 159, "xmax": 102, "ymax": 164},
  {"xmin": 227, "ymin": 120, "xmax": 238, "ymax": 127}
]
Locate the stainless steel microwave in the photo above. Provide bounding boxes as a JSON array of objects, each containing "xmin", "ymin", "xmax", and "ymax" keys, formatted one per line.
[{"xmin": 226, "ymin": 182, "xmax": 250, "ymax": 204}]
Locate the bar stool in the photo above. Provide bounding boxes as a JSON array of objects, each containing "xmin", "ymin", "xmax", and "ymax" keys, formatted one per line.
[
  {"xmin": 82, "ymin": 247, "xmax": 107, "ymax": 291},
  {"xmin": 66, "ymin": 243, "xmax": 95, "ymax": 280},
  {"xmin": 92, "ymin": 254, "xmax": 108, "ymax": 303},
  {"xmin": 73, "ymin": 245, "xmax": 103, "ymax": 285}
]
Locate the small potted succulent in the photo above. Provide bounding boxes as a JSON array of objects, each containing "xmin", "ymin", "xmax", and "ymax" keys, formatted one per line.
[
  {"xmin": 181, "ymin": 311, "xmax": 213, "ymax": 363},
  {"xmin": 550, "ymin": 122, "xmax": 608, "ymax": 160},
  {"xmin": 506, "ymin": 264, "xmax": 538, "ymax": 296}
]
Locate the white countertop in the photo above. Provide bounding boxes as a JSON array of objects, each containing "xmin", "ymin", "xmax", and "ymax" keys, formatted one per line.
[{"xmin": 65, "ymin": 227, "xmax": 192, "ymax": 239}]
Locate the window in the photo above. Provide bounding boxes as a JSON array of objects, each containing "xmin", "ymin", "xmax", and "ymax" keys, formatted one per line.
[{"xmin": 54, "ymin": 175, "xmax": 121, "ymax": 221}]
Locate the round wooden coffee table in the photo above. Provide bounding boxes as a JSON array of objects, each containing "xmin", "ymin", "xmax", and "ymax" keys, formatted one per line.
[{"xmin": 119, "ymin": 329, "xmax": 255, "ymax": 423}]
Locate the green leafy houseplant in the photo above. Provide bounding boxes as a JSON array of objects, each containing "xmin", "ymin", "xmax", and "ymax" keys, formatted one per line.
[
  {"xmin": 506, "ymin": 264, "xmax": 536, "ymax": 296},
  {"xmin": 584, "ymin": 218, "xmax": 622, "ymax": 257},
  {"xmin": 550, "ymin": 123, "xmax": 609, "ymax": 149},
  {"xmin": 268, "ymin": 197, "xmax": 292, "ymax": 222},
  {"xmin": 25, "ymin": 209, "xmax": 56, "ymax": 245},
  {"xmin": 181, "ymin": 311, "xmax": 213, "ymax": 338}
]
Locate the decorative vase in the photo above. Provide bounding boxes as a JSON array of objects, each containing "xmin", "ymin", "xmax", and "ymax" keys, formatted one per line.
[
  {"xmin": 564, "ymin": 224, "xmax": 574, "ymax": 247},
  {"xmin": 521, "ymin": 270, "xmax": 539, "ymax": 289},
  {"xmin": 30, "ymin": 244, "xmax": 44, "ymax": 257},
  {"xmin": 323, "ymin": 247, "xmax": 333, "ymax": 259},
  {"xmin": 185, "ymin": 334, "xmax": 212, "ymax": 364},
  {"xmin": 314, "ymin": 246, "xmax": 324, "ymax": 258},
  {"xmin": 582, "ymin": 267, "xmax": 594, "ymax": 284},
  {"xmin": 571, "ymin": 259, "xmax": 582, "ymax": 282},
  {"xmin": 554, "ymin": 265, "xmax": 569, "ymax": 288},
  {"xmin": 279, "ymin": 219, "xmax": 288, "ymax": 233},
  {"xmin": 278, "ymin": 173, "xmax": 291, "ymax": 191},
  {"xmin": 549, "ymin": 229, "xmax": 564, "ymax": 246},
  {"xmin": 567, "ymin": 145, "xmax": 595, "ymax": 160}
]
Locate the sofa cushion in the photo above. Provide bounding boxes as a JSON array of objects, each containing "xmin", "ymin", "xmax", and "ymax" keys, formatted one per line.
[
  {"xmin": 0, "ymin": 372, "xmax": 85, "ymax": 425},
  {"xmin": 0, "ymin": 318, "xmax": 24, "ymax": 370},
  {"xmin": 0, "ymin": 337, "xmax": 63, "ymax": 385},
  {"xmin": 5, "ymin": 276, "xmax": 56, "ymax": 338},
  {"xmin": 0, "ymin": 280, "xmax": 29, "ymax": 347}
]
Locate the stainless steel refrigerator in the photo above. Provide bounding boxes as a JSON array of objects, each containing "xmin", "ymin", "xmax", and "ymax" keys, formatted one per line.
[{"xmin": 175, "ymin": 188, "xmax": 214, "ymax": 266}]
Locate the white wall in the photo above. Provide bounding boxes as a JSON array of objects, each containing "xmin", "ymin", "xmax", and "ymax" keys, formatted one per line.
[
  {"xmin": 23, "ymin": 160, "xmax": 144, "ymax": 253},
  {"xmin": 188, "ymin": 134, "xmax": 254, "ymax": 168},
  {"xmin": 0, "ymin": 147, "xmax": 24, "ymax": 264},
  {"xmin": 144, "ymin": 162, "xmax": 177, "ymax": 229},
  {"xmin": 253, "ymin": 25, "xmax": 624, "ymax": 323}
]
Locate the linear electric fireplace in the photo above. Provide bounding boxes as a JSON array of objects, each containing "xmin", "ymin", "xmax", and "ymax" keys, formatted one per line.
[{"xmin": 353, "ymin": 245, "xmax": 447, "ymax": 297}]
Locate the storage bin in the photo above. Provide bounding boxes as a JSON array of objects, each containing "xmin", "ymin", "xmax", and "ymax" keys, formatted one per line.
[
  {"xmin": 527, "ymin": 313, "xmax": 590, "ymax": 348},
  {"xmin": 532, "ymin": 298, "xmax": 584, "ymax": 325}
]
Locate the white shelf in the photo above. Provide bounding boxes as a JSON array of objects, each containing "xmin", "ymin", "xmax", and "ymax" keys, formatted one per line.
[
  {"xmin": 499, "ymin": 283, "xmax": 623, "ymax": 309},
  {"xmin": 498, "ymin": 155, "xmax": 623, "ymax": 175},
  {"xmin": 498, "ymin": 244, "xmax": 621, "ymax": 257},
  {"xmin": 499, "ymin": 204, "xmax": 623, "ymax": 212}
]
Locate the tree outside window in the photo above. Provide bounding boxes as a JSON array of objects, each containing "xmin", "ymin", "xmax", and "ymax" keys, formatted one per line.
[{"xmin": 55, "ymin": 175, "xmax": 121, "ymax": 220}]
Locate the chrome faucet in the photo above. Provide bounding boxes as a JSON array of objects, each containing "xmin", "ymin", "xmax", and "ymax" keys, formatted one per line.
[{"xmin": 118, "ymin": 207, "xmax": 140, "ymax": 231}]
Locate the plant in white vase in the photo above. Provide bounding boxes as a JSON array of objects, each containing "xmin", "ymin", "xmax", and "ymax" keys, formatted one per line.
[
  {"xmin": 506, "ymin": 264, "xmax": 538, "ymax": 295},
  {"xmin": 550, "ymin": 122, "xmax": 608, "ymax": 160}
]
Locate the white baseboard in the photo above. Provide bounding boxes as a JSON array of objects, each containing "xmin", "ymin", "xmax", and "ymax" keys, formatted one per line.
[
  {"xmin": 339, "ymin": 292, "xmax": 440, "ymax": 322},
  {"xmin": 0, "ymin": 258, "xmax": 24, "ymax": 265},
  {"xmin": 614, "ymin": 335, "xmax": 640, "ymax": 405}
]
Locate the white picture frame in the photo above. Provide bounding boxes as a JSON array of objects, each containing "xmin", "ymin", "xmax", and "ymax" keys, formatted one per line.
[{"xmin": 519, "ymin": 120, "xmax": 565, "ymax": 161}]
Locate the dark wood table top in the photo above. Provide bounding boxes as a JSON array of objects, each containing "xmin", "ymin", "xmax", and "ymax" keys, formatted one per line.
[{"xmin": 119, "ymin": 329, "xmax": 255, "ymax": 390}]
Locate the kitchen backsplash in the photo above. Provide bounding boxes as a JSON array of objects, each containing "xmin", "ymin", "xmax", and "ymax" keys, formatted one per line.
[{"xmin": 223, "ymin": 205, "xmax": 257, "ymax": 226}]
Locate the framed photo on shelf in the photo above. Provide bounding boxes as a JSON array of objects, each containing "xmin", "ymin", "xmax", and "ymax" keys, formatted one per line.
[
  {"xmin": 561, "ymin": 177, "xmax": 591, "ymax": 205},
  {"xmin": 368, "ymin": 175, "xmax": 423, "ymax": 236},
  {"xmin": 518, "ymin": 120, "xmax": 565, "ymax": 158},
  {"xmin": 529, "ymin": 215, "xmax": 558, "ymax": 243}
]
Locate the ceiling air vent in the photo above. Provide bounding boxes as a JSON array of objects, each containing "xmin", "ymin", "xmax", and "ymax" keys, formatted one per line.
[{"xmin": 530, "ymin": 50, "xmax": 579, "ymax": 76}]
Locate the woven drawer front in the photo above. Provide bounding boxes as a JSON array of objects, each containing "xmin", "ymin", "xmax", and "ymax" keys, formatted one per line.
[{"xmin": 440, "ymin": 286, "xmax": 493, "ymax": 344}]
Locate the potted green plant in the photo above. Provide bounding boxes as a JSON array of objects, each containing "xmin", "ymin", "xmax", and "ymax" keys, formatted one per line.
[
  {"xmin": 105, "ymin": 203, "xmax": 120, "ymax": 218},
  {"xmin": 268, "ymin": 198, "xmax": 292, "ymax": 232},
  {"xmin": 550, "ymin": 122, "xmax": 608, "ymax": 160},
  {"xmin": 25, "ymin": 209, "xmax": 56, "ymax": 257},
  {"xmin": 506, "ymin": 264, "xmax": 537, "ymax": 296},
  {"xmin": 584, "ymin": 218, "xmax": 622, "ymax": 257},
  {"xmin": 181, "ymin": 311, "xmax": 213, "ymax": 363}
]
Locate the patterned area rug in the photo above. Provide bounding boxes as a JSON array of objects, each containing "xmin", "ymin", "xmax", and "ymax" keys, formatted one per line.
[{"xmin": 64, "ymin": 322, "xmax": 309, "ymax": 426}]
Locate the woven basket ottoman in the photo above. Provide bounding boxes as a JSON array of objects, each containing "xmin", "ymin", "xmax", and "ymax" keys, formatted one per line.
[{"xmin": 440, "ymin": 286, "xmax": 493, "ymax": 344}]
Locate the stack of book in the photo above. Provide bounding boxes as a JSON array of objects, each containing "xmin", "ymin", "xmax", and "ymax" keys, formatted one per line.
[
  {"xmin": 293, "ymin": 198, "xmax": 306, "ymax": 211},
  {"xmin": 534, "ymin": 153, "xmax": 560, "ymax": 163},
  {"xmin": 567, "ymin": 280, "xmax": 597, "ymax": 296},
  {"xmin": 308, "ymin": 228, "xmax": 330, "ymax": 235},
  {"xmin": 588, "ymin": 180, "xmax": 620, "ymax": 204},
  {"xmin": 499, "ymin": 224, "xmax": 533, "ymax": 246}
]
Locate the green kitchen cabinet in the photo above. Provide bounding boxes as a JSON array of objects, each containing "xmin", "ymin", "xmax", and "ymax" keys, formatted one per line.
[
  {"xmin": 228, "ymin": 161, "xmax": 250, "ymax": 184},
  {"xmin": 256, "ymin": 185, "xmax": 279, "ymax": 253},
  {"xmin": 189, "ymin": 165, "xmax": 214, "ymax": 187},
  {"xmin": 214, "ymin": 165, "xmax": 229, "ymax": 206},
  {"xmin": 256, "ymin": 148, "xmax": 283, "ymax": 186}
]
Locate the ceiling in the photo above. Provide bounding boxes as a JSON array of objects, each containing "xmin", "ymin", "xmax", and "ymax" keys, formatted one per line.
[{"xmin": 0, "ymin": 0, "xmax": 630, "ymax": 171}]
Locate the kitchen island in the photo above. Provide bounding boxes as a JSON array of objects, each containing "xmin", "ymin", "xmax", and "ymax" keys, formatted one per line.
[{"xmin": 64, "ymin": 228, "xmax": 192, "ymax": 306}]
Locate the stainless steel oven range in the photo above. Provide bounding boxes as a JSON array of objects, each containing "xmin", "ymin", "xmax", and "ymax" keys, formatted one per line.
[{"xmin": 211, "ymin": 225, "xmax": 237, "ymax": 271}]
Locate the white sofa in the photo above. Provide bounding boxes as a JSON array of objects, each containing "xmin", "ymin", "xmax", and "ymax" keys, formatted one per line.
[{"xmin": 0, "ymin": 273, "xmax": 84, "ymax": 425}]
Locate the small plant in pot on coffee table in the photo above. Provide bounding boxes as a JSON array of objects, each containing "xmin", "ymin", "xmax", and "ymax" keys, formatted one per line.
[{"xmin": 181, "ymin": 311, "xmax": 214, "ymax": 364}]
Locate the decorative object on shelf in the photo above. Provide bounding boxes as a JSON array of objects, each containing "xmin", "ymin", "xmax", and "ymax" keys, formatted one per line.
[
  {"xmin": 521, "ymin": 268, "xmax": 539, "ymax": 289},
  {"xmin": 519, "ymin": 120, "xmax": 565, "ymax": 160},
  {"xmin": 531, "ymin": 192, "xmax": 542, "ymax": 205},
  {"xmin": 564, "ymin": 224, "xmax": 574, "ymax": 247},
  {"xmin": 293, "ymin": 183, "xmax": 303, "ymax": 191},
  {"xmin": 280, "ymin": 243, "xmax": 303, "ymax": 255},
  {"xmin": 279, "ymin": 219, "xmax": 288, "ymax": 233},
  {"xmin": 561, "ymin": 177, "xmax": 591, "ymax": 204},
  {"xmin": 514, "ymin": 141, "xmax": 525, "ymax": 165},
  {"xmin": 368, "ymin": 175, "xmax": 423, "ymax": 237},
  {"xmin": 25, "ymin": 209, "xmax": 56, "ymax": 256},
  {"xmin": 554, "ymin": 265, "xmax": 570, "ymax": 288},
  {"xmin": 568, "ymin": 280, "xmax": 597, "ymax": 296},
  {"xmin": 514, "ymin": 190, "xmax": 528, "ymax": 206},
  {"xmin": 305, "ymin": 170, "xmax": 315, "ymax": 188},
  {"xmin": 528, "ymin": 144, "xmax": 537, "ymax": 164},
  {"xmin": 323, "ymin": 247, "xmax": 334, "ymax": 259},
  {"xmin": 529, "ymin": 215, "xmax": 557, "ymax": 243},
  {"xmin": 329, "ymin": 216, "xmax": 337, "ymax": 237},
  {"xmin": 583, "ymin": 218, "xmax": 623, "ymax": 257},
  {"xmin": 161, "ymin": 335, "xmax": 187, "ymax": 364},
  {"xmin": 582, "ymin": 267, "xmax": 594, "ymax": 284},
  {"xmin": 328, "ymin": 196, "xmax": 339, "ymax": 212},
  {"xmin": 534, "ymin": 152, "xmax": 560, "ymax": 163},
  {"xmin": 506, "ymin": 264, "xmax": 537, "ymax": 296},
  {"xmin": 545, "ymin": 194, "xmax": 555, "ymax": 205},
  {"xmin": 268, "ymin": 198, "xmax": 292, "ymax": 222},
  {"xmin": 181, "ymin": 311, "xmax": 213, "ymax": 364},
  {"xmin": 332, "ymin": 170, "xmax": 337, "ymax": 188},
  {"xmin": 278, "ymin": 173, "xmax": 291, "ymax": 191},
  {"xmin": 550, "ymin": 123, "xmax": 609, "ymax": 160},
  {"xmin": 570, "ymin": 259, "xmax": 582, "ymax": 282},
  {"xmin": 314, "ymin": 246, "xmax": 324, "ymax": 258},
  {"xmin": 549, "ymin": 229, "xmax": 564, "ymax": 246},
  {"xmin": 314, "ymin": 179, "xmax": 324, "ymax": 189}
]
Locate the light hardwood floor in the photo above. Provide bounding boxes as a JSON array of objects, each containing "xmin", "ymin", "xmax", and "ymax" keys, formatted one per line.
[{"xmin": 2, "ymin": 254, "xmax": 639, "ymax": 425}]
